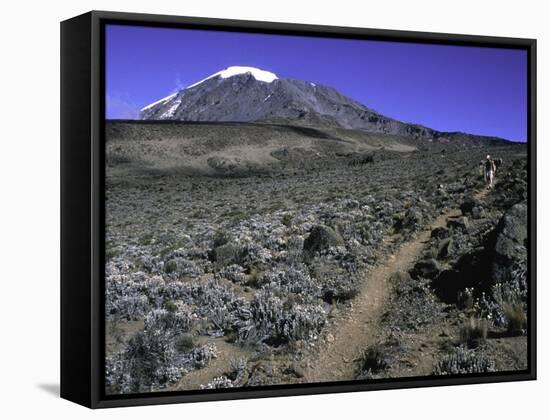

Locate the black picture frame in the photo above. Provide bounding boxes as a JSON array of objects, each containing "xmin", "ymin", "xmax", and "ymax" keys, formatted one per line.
[{"xmin": 60, "ymin": 10, "xmax": 537, "ymax": 409}]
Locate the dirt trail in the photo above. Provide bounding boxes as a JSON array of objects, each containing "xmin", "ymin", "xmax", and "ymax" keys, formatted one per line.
[
  {"xmin": 303, "ymin": 188, "xmax": 490, "ymax": 383},
  {"xmin": 171, "ymin": 337, "xmax": 254, "ymax": 391}
]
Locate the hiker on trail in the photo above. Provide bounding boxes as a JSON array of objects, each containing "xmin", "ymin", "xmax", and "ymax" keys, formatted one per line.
[{"xmin": 484, "ymin": 154, "xmax": 496, "ymax": 189}]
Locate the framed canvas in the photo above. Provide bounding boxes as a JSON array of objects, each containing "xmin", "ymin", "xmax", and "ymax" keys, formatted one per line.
[{"xmin": 60, "ymin": 10, "xmax": 536, "ymax": 408}]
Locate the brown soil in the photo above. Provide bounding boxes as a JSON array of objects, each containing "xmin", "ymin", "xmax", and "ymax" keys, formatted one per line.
[{"xmin": 106, "ymin": 320, "xmax": 144, "ymax": 354}]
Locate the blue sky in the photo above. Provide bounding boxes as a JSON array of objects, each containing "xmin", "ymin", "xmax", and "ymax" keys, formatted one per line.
[{"xmin": 106, "ymin": 24, "xmax": 527, "ymax": 142}]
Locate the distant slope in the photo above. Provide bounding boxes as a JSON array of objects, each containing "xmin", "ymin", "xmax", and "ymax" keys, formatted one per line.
[
  {"xmin": 139, "ymin": 66, "xmax": 512, "ymax": 145},
  {"xmin": 106, "ymin": 120, "xmax": 417, "ymax": 177},
  {"xmin": 105, "ymin": 120, "xmax": 512, "ymax": 179}
]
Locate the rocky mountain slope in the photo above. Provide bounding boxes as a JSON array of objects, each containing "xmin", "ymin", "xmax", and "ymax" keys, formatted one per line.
[{"xmin": 139, "ymin": 66, "xmax": 510, "ymax": 145}]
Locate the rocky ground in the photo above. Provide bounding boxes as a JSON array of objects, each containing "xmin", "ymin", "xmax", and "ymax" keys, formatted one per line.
[{"xmin": 104, "ymin": 121, "xmax": 528, "ymax": 394}]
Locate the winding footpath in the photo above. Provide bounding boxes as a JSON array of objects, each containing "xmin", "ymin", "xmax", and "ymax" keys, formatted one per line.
[{"xmin": 303, "ymin": 187, "xmax": 490, "ymax": 383}]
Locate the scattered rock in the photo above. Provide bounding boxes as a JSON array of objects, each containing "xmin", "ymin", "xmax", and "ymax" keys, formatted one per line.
[
  {"xmin": 437, "ymin": 238, "xmax": 453, "ymax": 259},
  {"xmin": 445, "ymin": 182, "xmax": 466, "ymax": 193},
  {"xmin": 291, "ymin": 363, "xmax": 305, "ymax": 378},
  {"xmin": 460, "ymin": 197, "xmax": 481, "ymax": 216},
  {"xmin": 303, "ymin": 225, "xmax": 344, "ymax": 255},
  {"xmin": 410, "ymin": 258, "xmax": 441, "ymax": 279},
  {"xmin": 447, "ymin": 216, "xmax": 469, "ymax": 232},
  {"xmin": 471, "ymin": 206, "xmax": 484, "ymax": 219},
  {"xmin": 402, "ymin": 208, "xmax": 423, "ymax": 231},
  {"xmin": 431, "ymin": 227, "xmax": 450, "ymax": 239},
  {"xmin": 492, "ymin": 203, "xmax": 527, "ymax": 284}
]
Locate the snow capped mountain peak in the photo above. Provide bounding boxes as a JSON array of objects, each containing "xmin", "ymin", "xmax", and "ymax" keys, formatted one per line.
[
  {"xmin": 186, "ymin": 66, "xmax": 278, "ymax": 89},
  {"xmin": 141, "ymin": 67, "xmax": 278, "ymax": 113}
]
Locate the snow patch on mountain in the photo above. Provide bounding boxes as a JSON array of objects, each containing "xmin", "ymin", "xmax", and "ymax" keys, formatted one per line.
[
  {"xmin": 187, "ymin": 66, "xmax": 278, "ymax": 89},
  {"xmin": 160, "ymin": 99, "xmax": 182, "ymax": 119},
  {"xmin": 140, "ymin": 92, "xmax": 177, "ymax": 112}
]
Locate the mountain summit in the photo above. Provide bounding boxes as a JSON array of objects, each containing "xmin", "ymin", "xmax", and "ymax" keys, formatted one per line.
[
  {"xmin": 139, "ymin": 66, "xmax": 506, "ymax": 143},
  {"xmin": 186, "ymin": 66, "xmax": 279, "ymax": 88}
]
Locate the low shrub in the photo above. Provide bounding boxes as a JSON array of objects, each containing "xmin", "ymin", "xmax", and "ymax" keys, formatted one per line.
[
  {"xmin": 246, "ymin": 267, "xmax": 264, "ymax": 288},
  {"xmin": 459, "ymin": 317, "xmax": 488, "ymax": 348},
  {"xmin": 175, "ymin": 333, "xmax": 195, "ymax": 352},
  {"xmin": 356, "ymin": 345, "xmax": 389, "ymax": 379},
  {"xmin": 281, "ymin": 213, "xmax": 293, "ymax": 228},
  {"xmin": 213, "ymin": 229, "xmax": 230, "ymax": 247},
  {"xmin": 433, "ymin": 347, "xmax": 495, "ymax": 375},
  {"xmin": 237, "ymin": 286, "xmax": 326, "ymax": 346},
  {"xmin": 106, "ymin": 309, "xmax": 216, "ymax": 394},
  {"xmin": 320, "ymin": 272, "xmax": 360, "ymax": 302},
  {"xmin": 504, "ymin": 302, "xmax": 526, "ymax": 335},
  {"xmin": 164, "ymin": 260, "xmax": 177, "ymax": 274},
  {"xmin": 226, "ymin": 357, "xmax": 248, "ymax": 384}
]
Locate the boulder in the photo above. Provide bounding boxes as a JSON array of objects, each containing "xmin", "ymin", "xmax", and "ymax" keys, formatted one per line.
[
  {"xmin": 402, "ymin": 208, "xmax": 423, "ymax": 231},
  {"xmin": 303, "ymin": 225, "xmax": 344, "ymax": 255},
  {"xmin": 460, "ymin": 197, "xmax": 481, "ymax": 216},
  {"xmin": 492, "ymin": 203, "xmax": 528, "ymax": 283},
  {"xmin": 437, "ymin": 238, "xmax": 453, "ymax": 259},
  {"xmin": 410, "ymin": 258, "xmax": 441, "ymax": 279},
  {"xmin": 471, "ymin": 206, "xmax": 484, "ymax": 219},
  {"xmin": 494, "ymin": 203, "xmax": 527, "ymax": 258},
  {"xmin": 447, "ymin": 216, "xmax": 469, "ymax": 232},
  {"xmin": 446, "ymin": 182, "xmax": 467, "ymax": 193},
  {"xmin": 431, "ymin": 269, "xmax": 467, "ymax": 303},
  {"xmin": 431, "ymin": 227, "xmax": 450, "ymax": 239}
]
